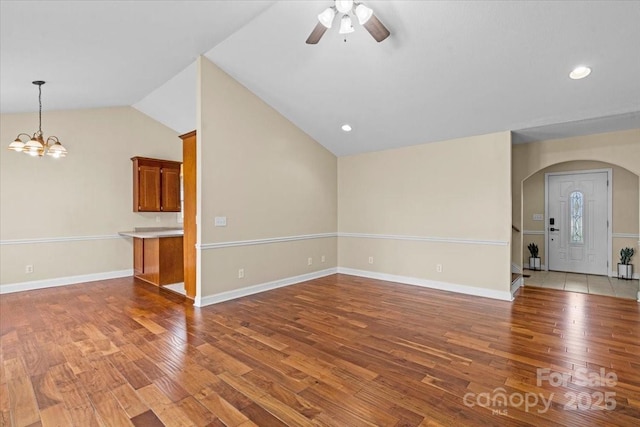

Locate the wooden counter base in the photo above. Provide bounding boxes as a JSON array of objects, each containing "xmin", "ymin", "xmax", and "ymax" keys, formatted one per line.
[{"xmin": 133, "ymin": 236, "xmax": 184, "ymax": 286}]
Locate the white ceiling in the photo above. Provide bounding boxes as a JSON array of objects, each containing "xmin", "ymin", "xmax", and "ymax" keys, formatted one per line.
[
  {"xmin": 2, "ymin": 1, "xmax": 639, "ymax": 157},
  {"xmin": 0, "ymin": 0, "xmax": 274, "ymax": 111}
]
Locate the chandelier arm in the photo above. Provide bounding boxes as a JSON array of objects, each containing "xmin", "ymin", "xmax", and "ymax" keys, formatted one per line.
[{"xmin": 14, "ymin": 133, "xmax": 33, "ymax": 141}]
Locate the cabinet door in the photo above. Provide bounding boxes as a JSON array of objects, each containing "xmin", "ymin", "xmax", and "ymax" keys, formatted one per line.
[
  {"xmin": 161, "ymin": 164, "xmax": 181, "ymax": 212},
  {"xmin": 137, "ymin": 164, "xmax": 161, "ymax": 211}
]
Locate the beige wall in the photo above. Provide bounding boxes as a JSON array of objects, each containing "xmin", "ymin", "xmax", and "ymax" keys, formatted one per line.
[
  {"xmin": 0, "ymin": 107, "xmax": 182, "ymax": 286},
  {"xmin": 512, "ymin": 129, "xmax": 640, "ymax": 271},
  {"xmin": 522, "ymin": 161, "xmax": 639, "ymax": 268},
  {"xmin": 4, "ymin": 75, "xmax": 635, "ymax": 303},
  {"xmin": 196, "ymin": 57, "xmax": 337, "ymax": 301},
  {"xmin": 338, "ymin": 132, "xmax": 512, "ymax": 294}
]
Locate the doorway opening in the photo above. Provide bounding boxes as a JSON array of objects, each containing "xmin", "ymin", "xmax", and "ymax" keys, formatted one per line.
[{"xmin": 521, "ymin": 160, "xmax": 639, "ymax": 293}]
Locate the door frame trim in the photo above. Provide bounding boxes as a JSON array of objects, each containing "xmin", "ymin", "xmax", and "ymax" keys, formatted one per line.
[{"xmin": 544, "ymin": 168, "xmax": 613, "ymax": 276}]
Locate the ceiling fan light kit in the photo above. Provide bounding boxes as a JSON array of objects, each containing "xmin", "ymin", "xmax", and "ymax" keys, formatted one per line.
[
  {"xmin": 306, "ymin": 0, "xmax": 390, "ymax": 44},
  {"xmin": 7, "ymin": 81, "xmax": 67, "ymax": 158}
]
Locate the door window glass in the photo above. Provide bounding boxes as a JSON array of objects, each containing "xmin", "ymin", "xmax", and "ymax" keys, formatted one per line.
[{"xmin": 570, "ymin": 191, "xmax": 584, "ymax": 243}]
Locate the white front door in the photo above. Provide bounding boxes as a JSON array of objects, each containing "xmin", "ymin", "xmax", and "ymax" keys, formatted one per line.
[{"xmin": 546, "ymin": 171, "xmax": 610, "ymax": 275}]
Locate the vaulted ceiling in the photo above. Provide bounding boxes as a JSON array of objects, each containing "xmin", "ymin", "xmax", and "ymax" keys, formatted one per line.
[{"xmin": 2, "ymin": 1, "xmax": 639, "ymax": 156}]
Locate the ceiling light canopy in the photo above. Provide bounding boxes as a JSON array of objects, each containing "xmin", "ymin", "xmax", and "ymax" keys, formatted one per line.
[
  {"xmin": 306, "ymin": 1, "xmax": 390, "ymax": 44},
  {"xmin": 569, "ymin": 66, "xmax": 591, "ymax": 80},
  {"xmin": 341, "ymin": 124, "xmax": 352, "ymax": 132},
  {"xmin": 7, "ymin": 81, "xmax": 67, "ymax": 158}
]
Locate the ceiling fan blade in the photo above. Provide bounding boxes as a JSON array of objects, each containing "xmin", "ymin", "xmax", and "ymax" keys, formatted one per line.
[
  {"xmin": 363, "ymin": 14, "xmax": 390, "ymax": 42},
  {"xmin": 306, "ymin": 22, "xmax": 328, "ymax": 44}
]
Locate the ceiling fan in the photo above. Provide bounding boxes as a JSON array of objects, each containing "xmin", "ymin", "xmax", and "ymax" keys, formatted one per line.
[{"xmin": 306, "ymin": 0, "xmax": 390, "ymax": 44}]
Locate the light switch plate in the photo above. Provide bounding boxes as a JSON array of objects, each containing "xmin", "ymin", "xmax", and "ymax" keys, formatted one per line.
[
  {"xmin": 533, "ymin": 214, "xmax": 544, "ymax": 221},
  {"xmin": 214, "ymin": 216, "xmax": 227, "ymax": 227}
]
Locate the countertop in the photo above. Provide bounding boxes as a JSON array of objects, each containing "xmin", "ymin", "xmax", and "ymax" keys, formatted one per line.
[{"xmin": 118, "ymin": 227, "xmax": 184, "ymax": 239}]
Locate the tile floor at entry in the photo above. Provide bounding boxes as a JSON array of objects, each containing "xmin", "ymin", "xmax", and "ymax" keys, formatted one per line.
[{"xmin": 524, "ymin": 269, "xmax": 639, "ymax": 300}]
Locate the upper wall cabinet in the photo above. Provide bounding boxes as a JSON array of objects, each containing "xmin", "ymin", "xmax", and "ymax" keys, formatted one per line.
[{"xmin": 132, "ymin": 157, "xmax": 181, "ymax": 212}]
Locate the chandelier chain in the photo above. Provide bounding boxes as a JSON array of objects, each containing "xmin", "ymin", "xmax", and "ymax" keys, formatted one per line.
[{"xmin": 38, "ymin": 83, "xmax": 42, "ymax": 134}]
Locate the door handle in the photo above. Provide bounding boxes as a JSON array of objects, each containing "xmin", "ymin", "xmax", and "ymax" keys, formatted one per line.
[{"xmin": 550, "ymin": 227, "xmax": 560, "ymax": 231}]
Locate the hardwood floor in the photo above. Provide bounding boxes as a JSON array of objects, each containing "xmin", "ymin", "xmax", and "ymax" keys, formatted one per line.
[{"xmin": 1, "ymin": 274, "xmax": 639, "ymax": 426}]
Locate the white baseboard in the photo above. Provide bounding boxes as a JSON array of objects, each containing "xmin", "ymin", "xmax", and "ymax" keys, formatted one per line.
[
  {"xmin": 337, "ymin": 267, "xmax": 513, "ymax": 301},
  {"xmin": 195, "ymin": 268, "xmax": 338, "ymax": 307},
  {"xmin": 0, "ymin": 269, "xmax": 134, "ymax": 294}
]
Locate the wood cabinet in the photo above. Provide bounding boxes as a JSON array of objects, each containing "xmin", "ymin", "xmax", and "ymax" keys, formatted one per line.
[
  {"xmin": 133, "ymin": 236, "xmax": 184, "ymax": 286},
  {"xmin": 132, "ymin": 157, "xmax": 181, "ymax": 212}
]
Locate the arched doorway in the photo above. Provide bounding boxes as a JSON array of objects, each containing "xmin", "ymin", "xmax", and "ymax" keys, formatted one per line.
[{"xmin": 520, "ymin": 160, "xmax": 638, "ymax": 299}]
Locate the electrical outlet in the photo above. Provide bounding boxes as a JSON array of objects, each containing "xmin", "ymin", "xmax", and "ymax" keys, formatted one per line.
[
  {"xmin": 321, "ymin": 255, "xmax": 326, "ymax": 263},
  {"xmin": 436, "ymin": 264, "xmax": 443, "ymax": 273},
  {"xmin": 238, "ymin": 268, "xmax": 244, "ymax": 279},
  {"xmin": 25, "ymin": 265, "xmax": 34, "ymax": 274},
  {"xmin": 155, "ymin": 216, "xmax": 161, "ymax": 223},
  {"xmin": 368, "ymin": 256, "xmax": 374, "ymax": 264},
  {"xmin": 307, "ymin": 257, "xmax": 313, "ymax": 266}
]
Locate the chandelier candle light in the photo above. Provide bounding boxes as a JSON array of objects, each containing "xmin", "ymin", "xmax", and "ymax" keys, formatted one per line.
[{"xmin": 7, "ymin": 81, "xmax": 67, "ymax": 158}]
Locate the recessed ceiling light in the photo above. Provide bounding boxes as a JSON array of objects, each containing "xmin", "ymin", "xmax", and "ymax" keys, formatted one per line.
[
  {"xmin": 341, "ymin": 124, "xmax": 352, "ymax": 132},
  {"xmin": 569, "ymin": 66, "xmax": 591, "ymax": 80}
]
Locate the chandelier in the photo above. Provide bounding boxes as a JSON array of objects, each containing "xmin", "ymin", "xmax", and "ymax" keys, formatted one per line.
[{"xmin": 7, "ymin": 81, "xmax": 67, "ymax": 158}]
